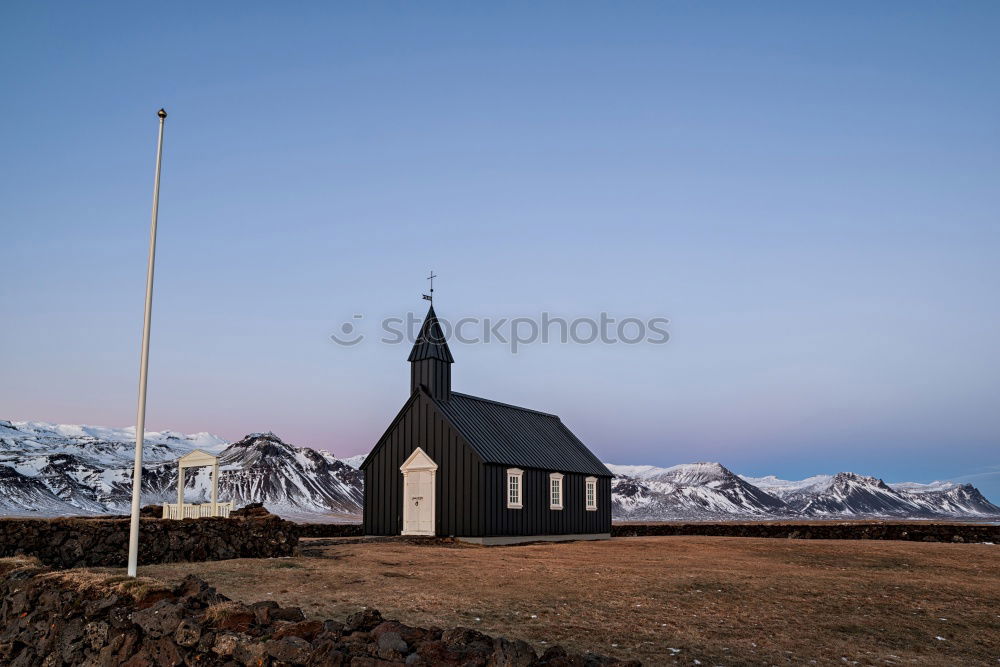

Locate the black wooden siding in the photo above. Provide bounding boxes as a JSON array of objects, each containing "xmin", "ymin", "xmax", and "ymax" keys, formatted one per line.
[
  {"xmin": 364, "ymin": 392, "xmax": 612, "ymax": 537},
  {"xmin": 363, "ymin": 392, "xmax": 483, "ymax": 536},
  {"xmin": 410, "ymin": 358, "xmax": 451, "ymax": 401},
  {"xmin": 483, "ymin": 466, "xmax": 612, "ymax": 536}
]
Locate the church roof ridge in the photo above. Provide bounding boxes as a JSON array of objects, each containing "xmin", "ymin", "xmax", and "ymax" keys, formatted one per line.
[
  {"xmin": 431, "ymin": 391, "xmax": 612, "ymax": 477},
  {"xmin": 448, "ymin": 391, "xmax": 560, "ymax": 419}
]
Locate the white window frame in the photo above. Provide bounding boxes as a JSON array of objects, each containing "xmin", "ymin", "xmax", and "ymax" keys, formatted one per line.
[
  {"xmin": 506, "ymin": 468, "xmax": 523, "ymax": 509},
  {"xmin": 585, "ymin": 476, "xmax": 597, "ymax": 511},
  {"xmin": 549, "ymin": 472, "xmax": 564, "ymax": 510}
]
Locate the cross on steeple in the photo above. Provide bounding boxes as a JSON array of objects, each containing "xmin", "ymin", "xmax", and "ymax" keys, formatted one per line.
[{"xmin": 422, "ymin": 271, "xmax": 437, "ymax": 302}]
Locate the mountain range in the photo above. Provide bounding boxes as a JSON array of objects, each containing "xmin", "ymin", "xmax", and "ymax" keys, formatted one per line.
[
  {"xmin": 1, "ymin": 420, "xmax": 997, "ymax": 522},
  {"xmin": 607, "ymin": 463, "xmax": 1000, "ymax": 521},
  {"xmin": 0, "ymin": 421, "xmax": 361, "ymax": 521}
]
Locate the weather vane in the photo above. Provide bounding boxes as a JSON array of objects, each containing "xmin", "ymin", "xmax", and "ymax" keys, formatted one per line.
[{"xmin": 422, "ymin": 271, "xmax": 437, "ymax": 302}]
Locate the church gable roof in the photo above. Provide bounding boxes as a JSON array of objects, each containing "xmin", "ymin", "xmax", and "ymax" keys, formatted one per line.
[
  {"xmin": 407, "ymin": 305, "xmax": 454, "ymax": 363},
  {"xmin": 431, "ymin": 392, "xmax": 612, "ymax": 477}
]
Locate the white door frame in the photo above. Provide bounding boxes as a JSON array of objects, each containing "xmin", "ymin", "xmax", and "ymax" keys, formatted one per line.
[{"xmin": 400, "ymin": 447, "xmax": 438, "ymax": 536}]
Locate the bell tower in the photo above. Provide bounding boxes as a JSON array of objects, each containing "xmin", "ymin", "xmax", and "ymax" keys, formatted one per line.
[{"xmin": 408, "ymin": 304, "xmax": 454, "ymax": 401}]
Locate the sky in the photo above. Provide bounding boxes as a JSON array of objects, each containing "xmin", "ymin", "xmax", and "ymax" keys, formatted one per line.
[{"xmin": 2, "ymin": 2, "xmax": 998, "ymax": 499}]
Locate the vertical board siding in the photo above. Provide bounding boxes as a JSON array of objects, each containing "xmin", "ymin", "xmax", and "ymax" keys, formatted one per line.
[
  {"xmin": 410, "ymin": 359, "xmax": 451, "ymax": 401},
  {"xmin": 484, "ymin": 465, "xmax": 612, "ymax": 536},
  {"xmin": 363, "ymin": 393, "xmax": 484, "ymax": 536},
  {"xmin": 364, "ymin": 395, "xmax": 612, "ymax": 538}
]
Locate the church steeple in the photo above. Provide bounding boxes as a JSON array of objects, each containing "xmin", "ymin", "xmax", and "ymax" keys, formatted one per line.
[{"xmin": 408, "ymin": 305, "xmax": 454, "ymax": 401}]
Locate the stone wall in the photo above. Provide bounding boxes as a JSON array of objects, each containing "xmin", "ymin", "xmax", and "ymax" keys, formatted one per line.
[
  {"xmin": 291, "ymin": 520, "xmax": 1000, "ymax": 543},
  {"xmin": 0, "ymin": 516, "xmax": 298, "ymax": 569},
  {"xmin": 610, "ymin": 521, "xmax": 1000, "ymax": 542},
  {"xmin": 294, "ymin": 522, "xmax": 364, "ymax": 538},
  {"xmin": 0, "ymin": 557, "xmax": 632, "ymax": 666}
]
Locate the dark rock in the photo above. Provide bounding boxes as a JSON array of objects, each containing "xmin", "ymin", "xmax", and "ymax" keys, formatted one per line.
[
  {"xmin": 210, "ymin": 603, "xmax": 255, "ymax": 633},
  {"xmin": 373, "ymin": 621, "xmax": 425, "ymax": 646},
  {"xmin": 173, "ymin": 618, "xmax": 201, "ymax": 647},
  {"xmin": 340, "ymin": 630, "xmax": 372, "ymax": 653},
  {"xmin": 55, "ymin": 616, "xmax": 84, "ymax": 663},
  {"xmin": 377, "ymin": 630, "xmax": 409, "ymax": 658},
  {"xmin": 139, "ymin": 505, "xmax": 163, "ymax": 518},
  {"xmin": 272, "ymin": 606, "xmax": 306, "ymax": 622},
  {"xmin": 273, "ymin": 619, "xmax": 325, "ymax": 641},
  {"xmin": 252, "ymin": 600, "xmax": 280, "ymax": 625},
  {"xmin": 109, "ymin": 605, "xmax": 134, "ymax": 630},
  {"xmin": 345, "ymin": 609, "xmax": 384, "ymax": 633},
  {"xmin": 95, "ymin": 642, "xmax": 123, "ymax": 667},
  {"xmin": 146, "ymin": 636, "xmax": 183, "ymax": 666},
  {"xmin": 491, "ymin": 637, "xmax": 536, "ymax": 666},
  {"xmin": 349, "ymin": 658, "xmax": 405, "ymax": 667},
  {"xmin": 233, "ymin": 633, "xmax": 269, "ymax": 665},
  {"xmin": 229, "ymin": 503, "xmax": 274, "ymax": 518},
  {"xmin": 266, "ymin": 635, "xmax": 313, "ymax": 663},
  {"xmin": 442, "ymin": 626, "xmax": 493, "ymax": 654},
  {"xmin": 540, "ymin": 646, "xmax": 568, "ymax": 662},
  {"xmin": 308, "ymin": 638, "xmax": 350, "ymax": 665},
  {"xmin": 322, "ymin": 619, "xmax": 346, "ymax": 637},
  {"xmin": 10, "ymin": 648, "xmax": 38, "ymax": 667},
  {"xmin": 196, "ymin": 629, "xmax": 216, "ymax": 654},
  {"xmin": 85, "ymin": 594, "xmax": 118, "ymax": 619},
  {"xmin": 212, "ymin": 633, "xmax": 239, "ymax": 657},
  {"xmin": 84, "ymin": 620, "xmax": 110, "ymax": 650},
  {"xmin": 132, "ymin": 600, "xmax": 183, "ymax": 639},
  {"xmin": 114, "ymin": 630, "xmax": 141, "ymax": 662},
  {"xmin": 413, "ymin": 639, "xmax": 464, "ymax": 664},
  {"xmin": 175, "ymin": 574, "xmax": 225, "ymax": 607}
]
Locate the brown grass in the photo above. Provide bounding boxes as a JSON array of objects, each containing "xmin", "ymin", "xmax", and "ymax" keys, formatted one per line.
[
  {"xmin": 111, "ymin": 537, "xmax": 999, "ymax": 665},
  {"xmin": 0, "ymin": 556, "xmax": 172, "ymax": 604},
  {"xmin": 36, "ymin": 569, "xmax": 171, "ymax": 603},
  {"xmin": 204, "ymin": 600, "xmax": 251, "ymax": 623},
  {"xmin": 0, "ymin": 555, "xmax": 43, "ymax": 576}
]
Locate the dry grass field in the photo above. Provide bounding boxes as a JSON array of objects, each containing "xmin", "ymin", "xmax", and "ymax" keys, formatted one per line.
[{"xmin": 124, "ymin": 536, "xmax": 999, "ymax": 665}]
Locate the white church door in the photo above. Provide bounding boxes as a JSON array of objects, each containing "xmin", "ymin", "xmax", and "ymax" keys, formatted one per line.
[{"xmin": 400, "ymin": 447, "xmax": 437, "ymax": 536}]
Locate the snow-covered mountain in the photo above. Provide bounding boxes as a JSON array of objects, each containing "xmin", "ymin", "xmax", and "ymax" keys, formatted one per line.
[
  {"xmin": 0, "ymin": 421, "xmax": 362, "ymax": 521},
  {"xmin": 204, "ymin": 432, "xmax": 362, "ymax": 520},
  {"xmin": 608, "ymin": 462, "xmax": 786, "ymax": 520},
  {"xmin": 743, "ymin": 471, "xmax": 1000, "ymax": 518},
  {"xmin": 610, "ymin": 463, "xmax": 1000, "ymax": 521},
  {"xmin": 2, "ymin": 420, "xmax": 997, "ymax": 522}
]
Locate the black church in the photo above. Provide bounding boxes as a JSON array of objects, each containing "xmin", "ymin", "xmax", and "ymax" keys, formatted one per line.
[{"xmin": 361, "ymin": 303, "xmax": 613, "ymax": 544}]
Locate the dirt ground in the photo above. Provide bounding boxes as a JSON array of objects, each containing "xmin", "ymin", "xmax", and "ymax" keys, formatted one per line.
[{"xmin": 128, "ymin": 536, "xmax": 1000, "ymax": 665}]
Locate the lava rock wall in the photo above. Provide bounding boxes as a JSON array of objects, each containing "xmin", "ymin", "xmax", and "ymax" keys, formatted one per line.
[
  {"xmin": 611, "ymin": 521, "xmax": 1000, "ymax": 542},
  {"xmin": 294, "ymin": 522, "xmax": 364, "ymax": 538},
  {"xmin": 291, "ymin": 520, "xmax": 1000, "ymax": 542},
  {"xmin": 0, "ymin": 558, "xmax": 632, "ymax": 666},
  {"xmin": 0, "ymin": 516, "xmax": 299, "ymax": 568}
]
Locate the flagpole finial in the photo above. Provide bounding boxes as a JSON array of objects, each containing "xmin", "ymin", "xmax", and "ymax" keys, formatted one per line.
[
  {"xmin": 422, "ymin": 270, "xmax": 437, "ymax": 302},
  {"xmin": 157, "ymin": 108, "xmax": 167, "ymax": 119}
]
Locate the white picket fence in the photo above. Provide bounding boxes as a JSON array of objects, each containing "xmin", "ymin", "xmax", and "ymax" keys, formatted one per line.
[{"xmin": 161, "ymin": 501, "xmax": 234, "ymax": 519}]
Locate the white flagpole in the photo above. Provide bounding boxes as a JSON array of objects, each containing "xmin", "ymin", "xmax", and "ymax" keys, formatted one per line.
[{"xmin": 127, "ymin": 108, "xmax": 167, "ymax": 577}]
